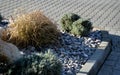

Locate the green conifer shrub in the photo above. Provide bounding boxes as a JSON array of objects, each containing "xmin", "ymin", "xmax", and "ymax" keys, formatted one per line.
[
  {"xmin": 7, "ymin": 50, "xmax": 62, "ymax": 75},
  {"xmin": 60, "ymin": 13, "xmax": 80, "ymax": 32},
  {"xmin": 61, "ymin": 13, "xmax": 92, "ymax": 36}
]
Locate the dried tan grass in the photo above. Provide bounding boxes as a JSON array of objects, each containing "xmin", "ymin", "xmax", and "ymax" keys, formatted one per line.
[{"xmin": 2, "ymin": 11, "xmax": 59, "ymax": 47}]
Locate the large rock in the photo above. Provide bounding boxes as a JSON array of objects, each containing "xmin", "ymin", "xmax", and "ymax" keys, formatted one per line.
[
  {"xmin": 0, "ymin": 39, "xmax": 22, "ymax": 63},
  {"xmin": 0, "ymin": 27, "xmax": 5, "ymax": 38}
]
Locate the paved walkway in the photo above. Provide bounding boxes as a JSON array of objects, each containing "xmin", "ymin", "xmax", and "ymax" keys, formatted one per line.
[{"xmin": 0, "ymin": 0, "xmax": 120, "ymax": 75}]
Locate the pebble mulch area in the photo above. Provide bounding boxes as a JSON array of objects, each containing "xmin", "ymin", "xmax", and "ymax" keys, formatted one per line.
[
  {"xmin": 21, "ymin": 31, "xmax": 102, "ymax": 75},
  {"xmin": 0, "ymin": 19, "xmax": 102, "ymax": 75}
]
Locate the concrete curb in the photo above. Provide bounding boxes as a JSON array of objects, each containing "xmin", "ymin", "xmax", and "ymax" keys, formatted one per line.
[{"xmin": 77, "ymin": 30, "xmax": 111, "ymax": 75}]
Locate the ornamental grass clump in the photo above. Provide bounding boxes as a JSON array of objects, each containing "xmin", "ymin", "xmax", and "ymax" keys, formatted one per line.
[
  {"xmin": 2, "ymin": 11, "xmax": 59, "ymax": 47},
  {"xmin": 7, "ymin": 50, "xmax": 62, "ymax": 75},
  {"xmin": 61, "ymin": 13, "xmax": 92, "ymax": 36}
]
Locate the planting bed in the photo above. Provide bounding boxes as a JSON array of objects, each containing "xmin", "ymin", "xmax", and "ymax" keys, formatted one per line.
[
  {"xmin": 0, "ymin": 13, "xmax": 111, "ymax": 75},
  {"xmin": 20, "ymin": 30, "xmax": 102, "ymax": 75},
  {"xmin": 19, "ymin": 28, "xmax": 111, "ymax": 75}
]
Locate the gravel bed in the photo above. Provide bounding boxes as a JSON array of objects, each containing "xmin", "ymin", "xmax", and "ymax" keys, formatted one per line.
[{"xmin": 21, "ymin": 30, "xmax": 102, "ymax": 75}]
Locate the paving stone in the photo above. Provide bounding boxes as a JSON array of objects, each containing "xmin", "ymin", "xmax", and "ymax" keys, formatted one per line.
[
  {"xmin": 109, "ymin": 30, "xmax": 118, "ymax": 35},
  {"xmin": 114, "ymin": 47, "xmax": 120, "ymax": 52},
  {"xmin": 116, "ymin": 31, "xmax": 120, "ymax": 36},
  {"xmin": 104, "ymin": 60, "xmax": 116, "ymax": 66},
  {"xmin": 114, "ymin": 63, "xmax": 120, "ymax": 70},
  {"xmin": 105, "ymin": 27, "xmax": 113, "ymax": 31},
  {"xmin": 98, "ymin": 70, "xmax": 112, "ymax": 75},
  {"xmin": 113, "ymin": 70, "xmax": 120, "ymax": 75},
  {"xmin": 98, "ymin": 65, "xmax": 113, "ymax": 75},
  {"xmin": 107, "ymin": 54, "xmax": 118, "ymax": 61}
]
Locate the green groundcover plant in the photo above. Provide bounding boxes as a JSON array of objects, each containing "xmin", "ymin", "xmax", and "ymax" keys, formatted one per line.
[
  {"xmin": 61, "ymin": 13, "xmax": 80, "ymax": 32},
  {"xmin": 6, "ymin": 50, "xmax": 62, "ymax": 75}
]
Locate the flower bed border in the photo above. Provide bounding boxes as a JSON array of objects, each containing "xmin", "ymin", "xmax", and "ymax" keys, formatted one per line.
[{"xmin": 77, "ymin": 30, "xmax": 111, "ymax": 75}]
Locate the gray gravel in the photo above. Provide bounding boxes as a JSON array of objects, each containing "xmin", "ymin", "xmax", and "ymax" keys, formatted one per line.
[{"xmin": 21, "ymin": 30, "xmax": 102, "ymax": 75}]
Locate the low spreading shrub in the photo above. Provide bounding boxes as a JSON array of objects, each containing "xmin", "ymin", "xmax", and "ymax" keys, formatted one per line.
[
  {"xmin": 81, "ymin": 19, "xmax": 92, "ymax": 32},
  {"xmin": 71, "ymin": 19, "xmax": 85, "ymax": 36},
  {"xmin": 71, "ymin": 19, "xmax": 92, "ymax": 36},
  {"xmin": 60, "ymin": 13, "xmax": 80, "ymax": 32},
  {"xmin": 2, "ymin": 11, "xmax": 59, "ymax": 47},
  {"xmin": 7, "ymin": 50, "xmax": 62, "ymax": 75},
  {"xmin": 61, "ymin": 13, "xmax": 92, "ymax": 36}
]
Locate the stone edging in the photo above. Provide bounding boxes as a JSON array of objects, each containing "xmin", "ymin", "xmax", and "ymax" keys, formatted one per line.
[{"xmin": 77, "ymin": 31, "xmax": 111, "ymax": 75}]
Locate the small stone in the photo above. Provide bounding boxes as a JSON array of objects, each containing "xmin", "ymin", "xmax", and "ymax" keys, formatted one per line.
[
  {"xmin": 60, "ymin": 54, "xmax": 65, "ymax": 58},
  {"xmin": 64, "ymin": 59, "xmax": 69, "ymax": 64},
  {"xmin": 66, "ymin": 70, "xmax": 74, "ymax": 75},
  {"xmin": 1, "ymin": 20, "xmax": 9, "ymax": 26},
  {"xmin": 31, "ymin": 47, "xmax": 35, "ymax": 51},
  {"xmin": 87, "ymin": 38, "xmax": 92, "ymax": 41},
  {"xmin": 74, "ymin": 60, "xmax": 79, "ymax": 63},
  {"xmin": 68, "ymin": 45, "xmax": 73, "ymax": 49},
  {"xmin": 83, "ymin": 53, "xmax": 88, "ymax": 58},
  {"xmin": 59, "ymin": 48, "xmax": 65, "ymax": 52},
  {"xmin": 65, "ymin": 40, "xmax": 72, "ymax": 45},
  {"xmin": 91, "ymin": 44, "xmax": 96, "ymax": 48},
  {"xmin": 0, "ymin": 39, "xmax": 22, "ymax": 63}
]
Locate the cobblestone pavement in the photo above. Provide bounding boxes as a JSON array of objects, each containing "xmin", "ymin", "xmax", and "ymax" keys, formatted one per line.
[{"xmin": 0, "ymin": 0, "xmax": 120, "ymax": 75}]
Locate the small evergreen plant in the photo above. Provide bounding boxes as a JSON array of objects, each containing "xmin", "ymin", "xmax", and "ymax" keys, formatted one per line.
[
  {"xmin": 61, "ymin": 13, "xmax": 92, "ymax": 36},
  {"xmin": 60, "ymin": 13, "xmax": 80, "ymax": 32},
  {"xmin": 7, "ymin": 50, "xmax": 62, "ymax": 75}
]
